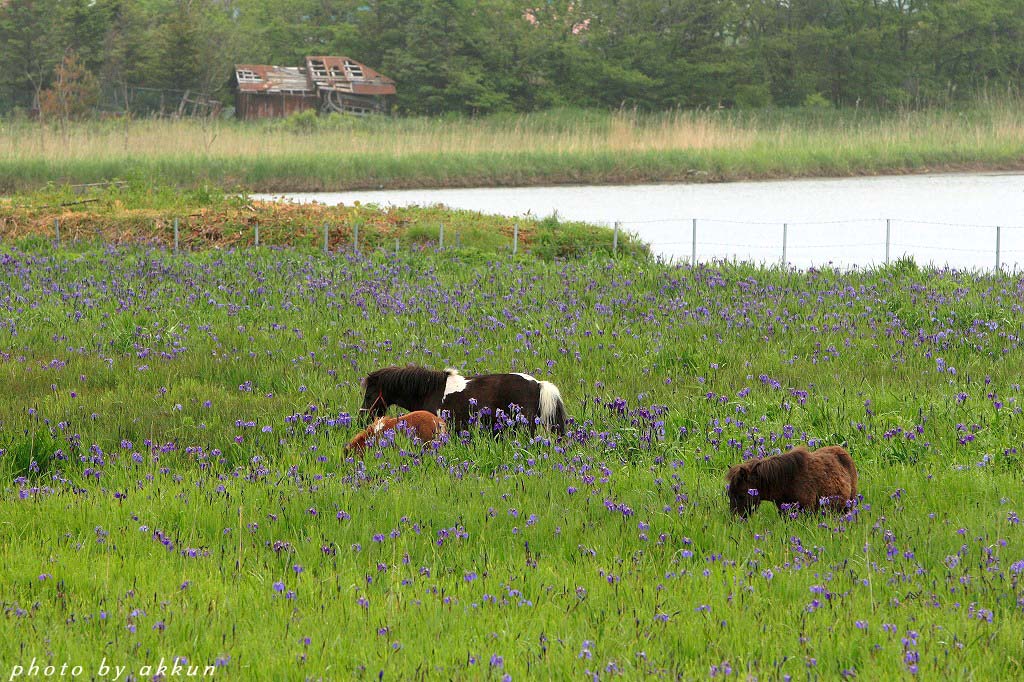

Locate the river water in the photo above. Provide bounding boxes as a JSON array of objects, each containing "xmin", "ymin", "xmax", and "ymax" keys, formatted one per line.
[{"xmin": 254, "ymin": 173, "xmax": 1024, "ymax": 270}]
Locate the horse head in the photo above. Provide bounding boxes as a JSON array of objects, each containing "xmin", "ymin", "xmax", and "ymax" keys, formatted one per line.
[
  {"xmin": 725, "ymin": 463, "xmax": 758, "ymax": 518},
  {"xmin": 359, "ymin": 375, "xmax": 389, "ymax": 424}
]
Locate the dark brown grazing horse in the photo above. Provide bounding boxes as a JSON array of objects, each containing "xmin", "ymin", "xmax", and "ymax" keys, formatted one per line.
[
  {"xmin": 346, "ymin": 411, "xmax": 447, "ymax": 452},
  {"xmin": 359, "ymin": 366, "xmax": 567, "ymax": 435},
  {"xmin": 725, "ymin": 445, "xmax": 858, "ymax": 518}
]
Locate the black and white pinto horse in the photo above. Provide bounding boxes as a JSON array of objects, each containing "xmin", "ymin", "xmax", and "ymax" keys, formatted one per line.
[{"xmin": 360, "ymin": 366, "xmax": 567, "ymax": 435}]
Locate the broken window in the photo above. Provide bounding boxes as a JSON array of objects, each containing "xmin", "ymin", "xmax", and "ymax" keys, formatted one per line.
[
  {"xmin": 309, "ymin": 60, "xmax": 328, "ymax": 78},
  {"xmin": 344, "ymin": 60, "xmax": 364, "ymax": 79}
]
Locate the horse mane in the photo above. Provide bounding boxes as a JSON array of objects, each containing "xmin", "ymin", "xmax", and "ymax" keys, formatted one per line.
[
  {"xmin": 366, "ymin": 365, "xmax": 449, "ymax": 398},
  {"xmin": 752, "ymin": 447, "xmax": 808, "ymax": 494}
]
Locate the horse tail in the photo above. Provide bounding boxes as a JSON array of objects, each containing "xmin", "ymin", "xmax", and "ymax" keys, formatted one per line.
[{"xmin": 538, "ymin": 381, "xmax": 567, "ymax": 434}]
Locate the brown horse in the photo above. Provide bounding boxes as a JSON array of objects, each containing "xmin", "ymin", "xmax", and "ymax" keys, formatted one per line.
[
  {"xmin": 725, "ymin": 445, "xmax": 858, "ymax": 518},
  {"xmin": 346, "ymin": 410, "xmax": 447, "ymax": 452}
]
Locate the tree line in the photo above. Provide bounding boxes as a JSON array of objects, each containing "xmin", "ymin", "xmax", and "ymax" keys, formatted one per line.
[{"xmin": 1, "ymin": 0, "xmax": 1022, "ymax": 117}]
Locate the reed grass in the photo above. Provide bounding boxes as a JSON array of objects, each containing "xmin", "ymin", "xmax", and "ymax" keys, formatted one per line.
[{"xmin": 2, "ymin": 103, "xmax": 1023, "ymax": 192}]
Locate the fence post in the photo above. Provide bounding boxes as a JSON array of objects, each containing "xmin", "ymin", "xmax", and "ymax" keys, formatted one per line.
[
  {"xmin": 54, "ymin": 219, "xmax": 60, "ymax": 248},
  {"xmin": 439, "ymin": 223, "xmax": 444, "ymax": 249},
  {"xmin": 781, "ymin": 223, "xmax": 788, "ymax": 266},
  {"xmin": 254, "ymin": 222, "xmax": 260, "ymax": 247},
  {"xmin": 323, "ymin": 223, "xmax": 329, "ymax": 253},
  {"xmin": 691, "ymin": 218, "xmax": 697, "ymax": 265},
  {"xmin": 174, "ymin": 217, "xmax": 179, "ymax": 254},
  {"xmin": 354, "ymin": 222, "xmax": 359, "ymax": 253},
  {"xmin": 513, "ymin": 223, "xmax": 519, "ymax": 255},
  {"xmin": 885, "ymin": 219, "xmax": 891, "ymax": 265},
  {"xmin": 996, "ymin": 225, "xmax": 1001, "ymax": 273},
  {"xmin": 613, "ymin": 221, "xmax": 619, "ymax": 257}
]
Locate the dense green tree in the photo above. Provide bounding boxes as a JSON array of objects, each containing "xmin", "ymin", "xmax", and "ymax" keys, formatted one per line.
[
  {"xmin": 150, "ymin": 1, "xmax": 203, "ymax": 92},
  {"xmin": 0, "ymin": 0, "xmax": 62, "ymax": 111},
  {"xmin": 1, "ymin": 0, "xmax": 1023, "ymax": 116},
  {"xmin": 362, "ymin": 0, "xmax": 522, "ymax": 114},
  {"xmin": 57, "ymin": 0, "xmax": 115, "ymax": 75},
  {"xmin": 916, "ymin": 0, "xmax": 1024, "ymax": 101},
  {"xmin": 91, "ymin": 0, "xmax": 152, "ymax": 113}
]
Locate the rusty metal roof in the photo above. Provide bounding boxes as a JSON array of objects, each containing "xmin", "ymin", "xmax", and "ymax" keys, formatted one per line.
[
  {"xmin": 305, "ymin": 56, "xmax": 397, "ymax": 96},
  {"xmin": 234, "ymin": 65, "xmax": 314, "ymax": 95},
  {"xmin": 235, "ymin": 57, "xmax": 395, "ymax": 98}
]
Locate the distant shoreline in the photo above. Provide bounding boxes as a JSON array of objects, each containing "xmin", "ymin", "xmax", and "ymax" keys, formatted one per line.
[
  {"xmin": 238, "ymin": 163, "xmax": 1024, "ymax": 193},
  {"xmin": 6, "ymin": 158, "xmax": 1024, "ymax": 195}
]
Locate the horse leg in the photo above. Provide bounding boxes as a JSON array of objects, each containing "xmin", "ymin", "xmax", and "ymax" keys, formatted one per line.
[{"xmin": 522, "ymin": 400, "xmax": 544, "ymax": 434}]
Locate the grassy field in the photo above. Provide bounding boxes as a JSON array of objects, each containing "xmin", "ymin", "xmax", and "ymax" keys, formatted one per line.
[
  {"xmin": 1, "ymin": 242, "xmax": 1023, "ymax": 679},
  {"xmin": 2, "ymin": 103, "xmax": 1024, "ymax": 192},
  {"xmin": 0, "ymin": 182, "xmax": 647, "ymax": 260}
]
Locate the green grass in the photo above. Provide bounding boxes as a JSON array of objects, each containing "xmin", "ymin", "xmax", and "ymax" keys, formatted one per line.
[
  {"xmin": 0, "ymin": 182, "xmax": 648, "ymax": 260},
  {"xmin": 2, "ymin": 103, "xmax": 1024, "ymax": 192},
  {"xmin": 1, "ymin": 246, "xmax": 1023, "ymax": 679}
]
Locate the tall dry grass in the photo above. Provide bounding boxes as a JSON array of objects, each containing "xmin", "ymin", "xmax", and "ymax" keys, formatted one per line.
[
  {"xmin": 0, "ymin": 109, "xmax": 754, "ymax": 161},
  {"xmin": 2, "ymin": 103, "xmax": 1023, "ymax": 191}
]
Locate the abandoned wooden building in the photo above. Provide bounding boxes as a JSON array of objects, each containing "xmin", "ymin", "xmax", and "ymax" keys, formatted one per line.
[{"xmin": 231, "ymin": 56, "xmax": 396, "ymax": 120}]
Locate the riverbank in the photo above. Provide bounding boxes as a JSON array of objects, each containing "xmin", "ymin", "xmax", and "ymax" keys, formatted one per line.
[
  {"xmin": 0, "ymin": 184, "xmax": 648, "ymax": 259},
  {"xmin": 2, "ymin": 104, "xmax": 1023, "ymax": 192},
  {"xmin": 266, "ymin": 172, "xmax": 1024, "ymax": 271}
]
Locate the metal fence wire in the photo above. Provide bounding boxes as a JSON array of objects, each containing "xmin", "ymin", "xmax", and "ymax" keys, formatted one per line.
[
  {"xmin": 46, "ymin": 215, "xmax": 1024, "ymax": 272},
  {"xmin": 607, "ymin": 217, "xmax": 1024, "ymax": 272}
]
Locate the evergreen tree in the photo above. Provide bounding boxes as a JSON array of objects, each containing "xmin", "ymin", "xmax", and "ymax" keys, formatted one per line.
[{"xmin": 0, "ymin": 0, "xmax": 61, "ymax": 112}]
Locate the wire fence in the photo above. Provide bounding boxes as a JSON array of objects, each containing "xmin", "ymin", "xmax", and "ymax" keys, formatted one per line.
[
  {"xmin": 608, "ymin": 217, "xmax": 1024, "ymax": 272},
  {"xmin": 42, "ymin": 214, "xmax": 1024, "ymax": 273}
]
